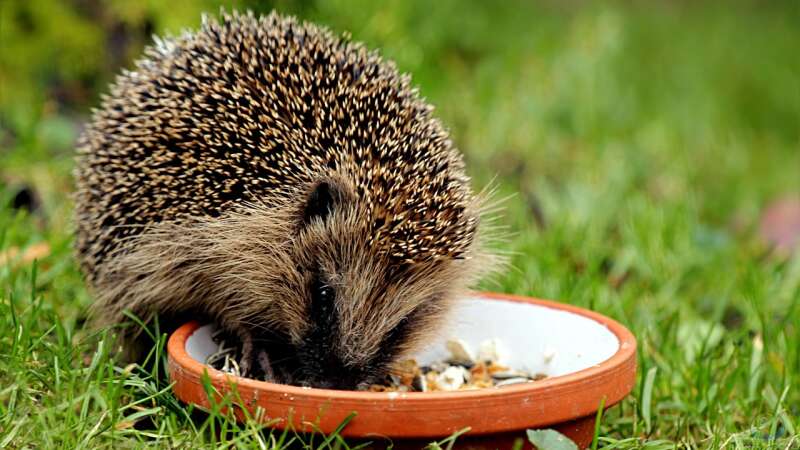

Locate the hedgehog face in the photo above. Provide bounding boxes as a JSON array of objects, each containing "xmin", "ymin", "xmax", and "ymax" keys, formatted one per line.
[{"xmin": 249, "ymin": 179, "xmax": 478, "ymax": 390}]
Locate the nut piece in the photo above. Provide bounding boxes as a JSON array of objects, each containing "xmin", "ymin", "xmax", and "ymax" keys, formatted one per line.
[
  {"xmin": 495, "ymin": 377, "xmax": 531, "ymax": 388},
  {"xmin": 491, "ymin": 370, "xmax": 529, "ymax": 380},
  {"xmin": 446, "ymin": 339, "xmax": 476, "ymax": 365},
  {"xmin": 477, "ymin": 338, "xmax": 507, "ymax": 363},
  {"xmin": 436, "ymin": 366, "xmax": 470, "ymax": 391}
]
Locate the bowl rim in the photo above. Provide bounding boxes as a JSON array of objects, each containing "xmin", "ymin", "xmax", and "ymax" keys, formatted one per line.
[{"xmin": 168, "ymin": 292, "xmax": 636, "ymax": 403}]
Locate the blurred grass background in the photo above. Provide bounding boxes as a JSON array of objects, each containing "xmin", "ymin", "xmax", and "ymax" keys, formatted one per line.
[{"xmin": 1, "ymin": 0, "xmax": 799, "ymax": 448}]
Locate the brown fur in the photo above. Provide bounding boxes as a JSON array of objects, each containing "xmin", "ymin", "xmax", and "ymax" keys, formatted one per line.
[
  {"xmin": 75, "ymin": 10, "xmax": 500, "ymax": 387},
  {"xmin": 93, "ymin": 181, "xmax": 498, "ymax": 355}
]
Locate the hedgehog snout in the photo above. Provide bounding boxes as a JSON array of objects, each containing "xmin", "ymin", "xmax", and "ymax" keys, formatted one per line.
[{"xmin": 292, "ymin": 340, "xmax": 379, "ymax": 390}]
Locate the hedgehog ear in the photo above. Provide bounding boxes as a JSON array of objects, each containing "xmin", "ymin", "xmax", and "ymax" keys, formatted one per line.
[{"xmin": 302, "ymin": 181, "xmax": 340, "ymax": 225}]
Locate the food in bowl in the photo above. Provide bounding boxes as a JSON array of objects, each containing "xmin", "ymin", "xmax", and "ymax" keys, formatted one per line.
[{"xmin": 205, "ymin": 328, "xmax": 546, "ymax": 391}]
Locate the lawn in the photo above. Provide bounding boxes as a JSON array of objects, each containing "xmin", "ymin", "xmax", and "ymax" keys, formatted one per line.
[{"xmin": 1, "ymin": 0, "xmax": 799, "ymax": 448}]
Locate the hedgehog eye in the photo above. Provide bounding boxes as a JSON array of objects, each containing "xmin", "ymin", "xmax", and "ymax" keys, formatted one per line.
[
  {"xmin": 316, "ymin": 284, "xmax": 335, "ymax": 305},
  {"xmin": 310, "ymin": 275, "xmax": 336, "ymax": 311}
]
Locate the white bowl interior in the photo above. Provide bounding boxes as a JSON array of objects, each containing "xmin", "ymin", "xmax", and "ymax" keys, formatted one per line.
[{"xmin": 185, "ymin": 296, "xmax": 620, "ymax": 378}]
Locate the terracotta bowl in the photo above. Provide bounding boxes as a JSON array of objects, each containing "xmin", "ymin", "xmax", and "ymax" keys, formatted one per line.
[{"xmin": 168, "ymin": 293, "xmax": 637, "ymax": 449}]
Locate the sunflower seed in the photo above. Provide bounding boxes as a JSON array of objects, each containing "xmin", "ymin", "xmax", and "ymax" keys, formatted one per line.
[{"xmin": 495, "ymin": 377, "xmax": 531, "ymax": 388}]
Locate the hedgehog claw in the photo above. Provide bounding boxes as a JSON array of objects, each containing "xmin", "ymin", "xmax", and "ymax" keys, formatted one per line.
[
  {"xmin": 239, "ymin": 331, "xmax": 255, "ymax": 376},
  {"xmin": 257, "ymin": 349, "xmax": 276, "ymax": 381},
  {"xmin": 235, "ymin": 331, "xmax": 274, "ymax": 381}
]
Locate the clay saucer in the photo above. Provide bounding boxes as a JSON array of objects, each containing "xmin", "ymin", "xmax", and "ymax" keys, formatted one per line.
[{"xmin": 168, "ymin": 292, "xmax": 637, "ymax": 449}]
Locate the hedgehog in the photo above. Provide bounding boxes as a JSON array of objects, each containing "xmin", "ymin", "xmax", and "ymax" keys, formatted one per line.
[{"xmin": 74, "ymin": 11, "xmax": 497, "ymax": 390}]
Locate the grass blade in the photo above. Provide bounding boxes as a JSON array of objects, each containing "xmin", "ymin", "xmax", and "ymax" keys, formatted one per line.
[{"xmin": 642, "ymin": 367, "xmax": 657, "ymax": 435}]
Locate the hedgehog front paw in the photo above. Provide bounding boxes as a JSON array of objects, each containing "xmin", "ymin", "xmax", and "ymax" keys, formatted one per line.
[{"xmin": 237, "ymin": 332, "xmax": 275, "ymax": 381}]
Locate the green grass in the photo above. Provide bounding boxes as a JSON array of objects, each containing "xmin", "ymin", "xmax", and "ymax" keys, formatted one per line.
[{"xmin": 1, "ymin": 0, "xmax": 799, "ymax": 448}]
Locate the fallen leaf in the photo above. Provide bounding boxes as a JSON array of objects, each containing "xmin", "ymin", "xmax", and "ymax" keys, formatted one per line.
[
  {"xmin": 114, "ymin": 421, "xmax": 136, "ymax": 430},
  {"xmin": 760, "ymin": 197, "xmax": 800, "ymax": 256},
  {"xmin": 0, "ymin": 242, "xmax": 51, "ymax": 267},
  {"xmin": 527, "ymin": 429, "xmax": 579, "ymax": 450}
]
